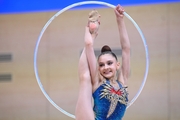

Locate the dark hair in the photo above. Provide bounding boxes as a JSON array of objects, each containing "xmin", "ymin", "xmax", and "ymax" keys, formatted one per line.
[{"xmin": 98, "ymin": 45, "xmax": 118, "ymax": 61}]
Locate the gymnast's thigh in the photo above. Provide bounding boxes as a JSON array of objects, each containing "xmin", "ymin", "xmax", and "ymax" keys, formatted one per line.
[{"xmin": 75, "ymin": 80, "xmax": 94, "ymax": 120}]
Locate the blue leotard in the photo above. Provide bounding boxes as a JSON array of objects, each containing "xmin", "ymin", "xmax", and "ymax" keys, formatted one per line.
[{"xmin": 93, "ymin": 80, "xmax": 128, "ymax": 120}]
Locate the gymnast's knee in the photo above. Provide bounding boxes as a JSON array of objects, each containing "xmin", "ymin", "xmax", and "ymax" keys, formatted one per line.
[{"xmin": 79, "ymin": 71, "xmax": 91, "ymax": 83}]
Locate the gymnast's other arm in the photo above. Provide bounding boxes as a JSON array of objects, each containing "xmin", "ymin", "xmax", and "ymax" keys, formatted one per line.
[
  {"xmin": 115, "ymin": 5, "xmax": 130, "ymax": 85},
  {"xmin": 85, "ymin": 10, "xmax": 100, "ymax": 91}
]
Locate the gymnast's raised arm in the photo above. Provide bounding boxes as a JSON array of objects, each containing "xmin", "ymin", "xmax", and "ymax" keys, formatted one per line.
[
  {"xmin": 115, "ymin": 5, "xmax": 130, "ymax": 85},
  {"xmin": 84, "ymin": 10, "xmax": 100, "ymax": 87}
]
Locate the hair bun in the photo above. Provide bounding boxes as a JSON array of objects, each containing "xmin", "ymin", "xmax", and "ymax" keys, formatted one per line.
[{"xmin": 101, "ymin": 45, "xmax": 112, "ymax": 53}]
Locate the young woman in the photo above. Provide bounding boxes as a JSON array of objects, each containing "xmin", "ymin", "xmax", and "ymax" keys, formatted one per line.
[{"xmin": 75, "ymin": 4, "xmax": 130, "ymax": 120}]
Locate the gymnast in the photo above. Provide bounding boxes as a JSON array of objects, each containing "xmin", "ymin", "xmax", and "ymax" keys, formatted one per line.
[{"xmin": 75, "ymin": 4, "xmax": 130, "ymax": 120}]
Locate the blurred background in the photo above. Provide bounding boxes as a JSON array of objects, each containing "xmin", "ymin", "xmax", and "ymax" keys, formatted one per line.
[{"xmin": 0, "ymin": 0, "xmax": 180, "ymax": 120}]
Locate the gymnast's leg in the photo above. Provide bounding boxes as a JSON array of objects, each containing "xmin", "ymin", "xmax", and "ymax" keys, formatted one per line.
[{"xmin": 75, "ymin": 48, "xmax": 94, "ymax": 120}]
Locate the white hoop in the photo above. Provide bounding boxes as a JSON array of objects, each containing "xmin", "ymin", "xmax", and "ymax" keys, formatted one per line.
[{"xmin": 34, "ymin": 1, "xmax": 149, "ymax": 119}]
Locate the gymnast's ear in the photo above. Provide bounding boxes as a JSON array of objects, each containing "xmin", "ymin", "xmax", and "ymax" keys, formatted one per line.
[{"xmin": 116, "ymin": 62, "xmax": 120, "ymax": 70}]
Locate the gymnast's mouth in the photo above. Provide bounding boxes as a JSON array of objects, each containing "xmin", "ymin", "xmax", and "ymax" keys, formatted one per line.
[{"xmin": 98, "ymin": 21, "xmax": 100, "ymax": 25}]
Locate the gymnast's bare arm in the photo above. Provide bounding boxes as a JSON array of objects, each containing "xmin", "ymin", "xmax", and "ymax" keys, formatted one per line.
[
  {"xmin": 85, "ymin": 10, "xmax": 100, "ymax": 89},
  {"xmin": 115, "ymin": 5, "xmax": 130, "ymax": 85}
]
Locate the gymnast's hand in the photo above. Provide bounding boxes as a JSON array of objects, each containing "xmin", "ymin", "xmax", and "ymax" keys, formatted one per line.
[
  {"xmin": 88, "ymin": 10, "xmax": 100, "ymax": 39},
  {"xmin": 114, "ymin": 4, "xmax": 125, "ymax": 20}
]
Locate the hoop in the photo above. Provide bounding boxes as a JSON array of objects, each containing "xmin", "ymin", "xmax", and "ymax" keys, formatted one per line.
[{"xmin": 34, "ymin": 1, "xmax": 149, "ymax": 119}]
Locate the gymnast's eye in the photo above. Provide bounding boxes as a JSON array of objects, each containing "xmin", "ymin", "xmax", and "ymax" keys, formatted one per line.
[
  {"xmin": 107, "ymin": 61, "xmax": 113, "ymax": 65},
  {"xmin": 99, "ymin": 63, "xmax": 104, "ymax": 67}
]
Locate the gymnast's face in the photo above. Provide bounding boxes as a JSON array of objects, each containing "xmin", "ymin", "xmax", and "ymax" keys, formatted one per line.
[{"xmin": 98, "ymin": 54, "xmax": 120, "ymax": 80}]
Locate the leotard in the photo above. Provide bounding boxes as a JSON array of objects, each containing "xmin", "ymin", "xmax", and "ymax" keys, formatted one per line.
[{"xmin": 93, "ymin": 80, "xmax": 128, "ymax": 120}]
